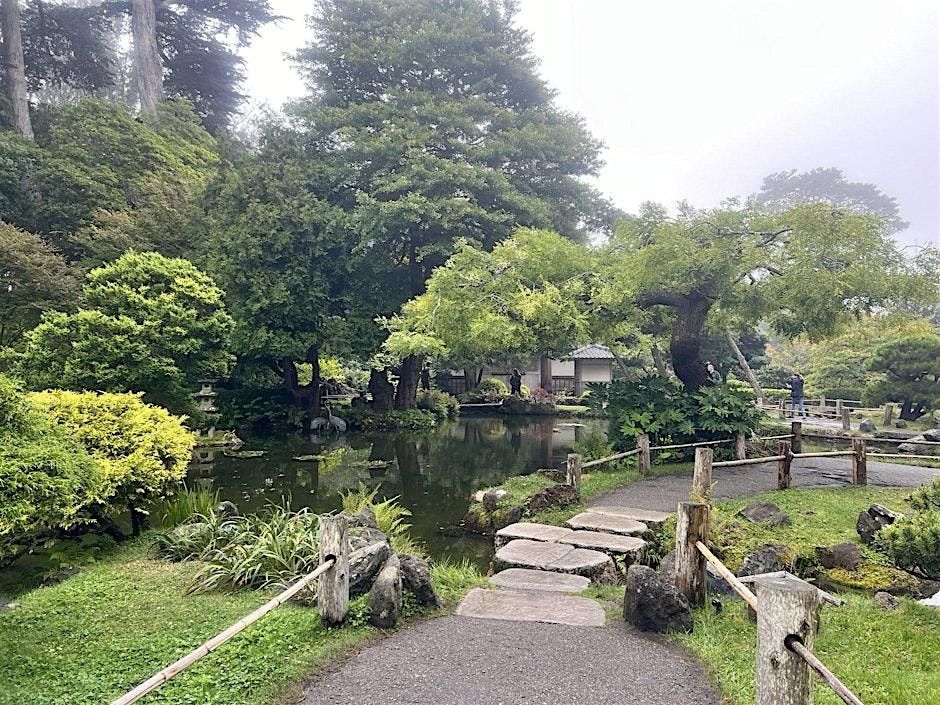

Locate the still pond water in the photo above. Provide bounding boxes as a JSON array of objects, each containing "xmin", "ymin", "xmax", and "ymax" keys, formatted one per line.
[{"xmin": 189, "ymin": 416, "xmax": 606, "ymax": 568}]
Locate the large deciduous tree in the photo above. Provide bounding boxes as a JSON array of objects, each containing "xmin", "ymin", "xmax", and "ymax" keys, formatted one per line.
[{"xmin": 603, "ymin": 203, "xmax": 937, "ymax": 390}]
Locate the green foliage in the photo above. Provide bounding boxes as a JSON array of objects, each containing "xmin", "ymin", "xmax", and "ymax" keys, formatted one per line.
[
  {"xmin": 158, "ymin": 486, "xmax": 220, "ymax": 529},
  {"xmin": 863, "ymin": 334, "xmax": 940, "ymax": 419},
  {"xmin": 0, "ymin": 376, "xmax": 103, "ymax": 562},
  {"xmin": 429, "ymin": 558, "xmax": 488, "ymax": 607},
  {"xmin": 909, "ymin": 477, "xmax": 940, "ymax": 512},
  {"xmin": 571, "ymin": 428, "xmax": 614, "ymax": 461},
  {"xmin": 416, "ymin": 388, "xmax": 459, "ymax": 419},
  {"xmin": 0, "ymin": 222, "xmax": 80, "ymax": 348},
  {"xmin": 389, "ymin": 230, "xmax": 597, "ymax": 368},
  {"xmin": 10, "ymin": 251, "xmax": 234, "ymax": 414},
  {"xmin": 1, "ymin": 99, "xmax": 219, "ymax": 267},
  {"xmin": 29, "ymin": 389, "xmax": 194, "ymax": 519},
  {"xmin": 342, "ymin": 483, "xmax": 422, "ymax": 556},
  {"xmin": 587, "ymin": 377, "xmax": 761, "ymax": 452},
  {"xmin": 477, "ymin": 378, "xmax": 510, "ymax": 398},
  {"xmin": 878, "ymin": 511, "xmax": 940, "ymax": 577},
  {"xmin": 350, "ymin": 408, "xmax": 438, "ymax": 431}
]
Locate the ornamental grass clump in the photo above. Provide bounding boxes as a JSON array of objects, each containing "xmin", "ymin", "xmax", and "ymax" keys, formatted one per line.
[{"xmin": 342, "ymin": 483, "xmax": 423, "ymax": 556}]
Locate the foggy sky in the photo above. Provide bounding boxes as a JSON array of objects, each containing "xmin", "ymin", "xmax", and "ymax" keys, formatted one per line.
[{"xmin": 241, "ymin": 0, "xmax": 939, "ymax": 248}]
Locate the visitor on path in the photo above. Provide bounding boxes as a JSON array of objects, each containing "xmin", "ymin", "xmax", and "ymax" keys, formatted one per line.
[
  {"xmin": 706, "ymin": 362, "xmax": 721, "ymax": 383},
  {"xmin": 420, "ymin": 362, "xmax": 432, "ymax": 391},
  {"xmin": 788, "ymin": 372, "xmax": 806, "ymax": 417},
  {"xmin": 509, "ymin": 368, "xmax": 523, "ymax": 396}
]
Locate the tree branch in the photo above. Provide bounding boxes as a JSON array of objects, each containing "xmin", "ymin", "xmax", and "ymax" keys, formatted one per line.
[{"xmin": 636, "ymin": 290, "xmax": 686, "ymax": 309}]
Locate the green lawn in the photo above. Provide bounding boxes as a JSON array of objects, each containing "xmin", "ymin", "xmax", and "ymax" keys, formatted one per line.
[
  {"xmin": 676, "ymin": 486, "xmax": 939, "ymax": 705},
  {"xmin": 0, "ymin": 539, "xmax": 484, "ymax": 705}
]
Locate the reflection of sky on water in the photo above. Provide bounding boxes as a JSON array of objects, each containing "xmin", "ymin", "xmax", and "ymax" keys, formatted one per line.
[{"xmin": 187, "ymin": 417, "xmax": 607, "ymax": 568}]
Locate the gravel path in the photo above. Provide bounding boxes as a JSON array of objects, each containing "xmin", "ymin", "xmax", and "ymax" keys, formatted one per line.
[
  {"xmin": 590, "ymin": 456, "xmax": 939, "ymax": 513},
  {"xmin": 301, "ymin": 615, "xmax": 720, "ymax": 705}
]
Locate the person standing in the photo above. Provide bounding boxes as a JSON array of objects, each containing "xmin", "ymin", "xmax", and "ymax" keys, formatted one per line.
[
  {"xmin": 420, "ymin": 361, "xmax": 432, "ymax": 391},
  {"xmin": 509, "ymin": 368, "xmax": 523, "ymax": 396},
  {"xmin": 788, "ymin": 372, "xmax": 806, "ymax": 417},
  {"xmin": 706, "ymin": 362, "xmax": 722, "ymax": 383}
]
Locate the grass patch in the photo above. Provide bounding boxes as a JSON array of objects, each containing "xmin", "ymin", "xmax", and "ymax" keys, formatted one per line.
[
  {"xmin": 430, "ymin": 558, "xmax": 489, "ymax": 607},
  {"xmin": 0, "ymin": 536, "xmax": 487, "ymax": 705},
  {"xmin": 707, "ymin": 487, "xmax": 911, "ymax": 573},
  {"xmin": 676, "ymin": 594, "xmax": 940, "ymax": 705}
]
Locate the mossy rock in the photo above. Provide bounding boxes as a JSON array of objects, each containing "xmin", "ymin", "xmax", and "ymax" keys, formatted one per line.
[
  {"xmin": 461, "ymin": 504, "xmax": 524, "ymax": 535},
  {"xmin": 824, "ymin": 563, "xmax": 921, "ymax": 595}
]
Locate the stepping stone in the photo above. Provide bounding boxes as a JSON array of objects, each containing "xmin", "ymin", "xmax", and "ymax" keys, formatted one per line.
[
  {"xmin": 495, "ymin": 522, "xmax": 572, "ymax": 547},
  {"xmin": 495, "ymin": 539, "xmax": 617, "ymax": 583},
  {"xmin": 558, "ymin": 530, "xmax": 646, "ymax": 558},
  {"xmin": 489, "ymin": 568, "xmax": 591, "ymax": 593},
  {"xmin": 566, "ymin": 512, "xmax": 648, "ymax": 536},
  {"xmin": 457, "ymin": 588, "xmax": 605, "ymax": 627},
  {"xmin": 588, "ymin": 506, "xmax": 672, "ymax": 529}
]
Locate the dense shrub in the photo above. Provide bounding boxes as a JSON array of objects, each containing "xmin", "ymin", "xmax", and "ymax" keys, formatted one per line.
[
  {"xmin": 460, "ymin": 377, "xmax": 509, "ymax": 403},
  {"xmin": 0, "ymin": 376, "xmax": 103, "ymax": 563},
  {"xmin": 416, "ymin": 389, "xmax": 459, "ymax": 419},
  {"xmin": 348, "ymin": 408, "xmax": 438, "ymax": 431},
  {"xmin": 587, "ymin": 376, "xmax": 762, "ymax": 454},
  {"xmin": 30, "ymin": 390, "xmax": 194, "ymax": 530},
  {"xmin": 878, "ymin": 511, "xmax": 940, "ymax": 578},
  {"xmin": 571, "ymin": 428, "xmax": 613, "ymax": 462},
  {"xmin": 909, "ymin": 477, "xmax": 940, "ymax": 512}
]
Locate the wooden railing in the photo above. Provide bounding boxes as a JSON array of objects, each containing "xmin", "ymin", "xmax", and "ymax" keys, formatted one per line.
[{"xmin": 110, "ymin": 516, "xmax": 351, "ymax": 705}]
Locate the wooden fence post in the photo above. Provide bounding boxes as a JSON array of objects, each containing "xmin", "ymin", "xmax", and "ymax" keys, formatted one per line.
[
  {"xmin": 819, "ymin": 395, "xmax": 826, "ymax": 412},
  {"xmin": 756, "ymin": 576, "xmax": 820, "ymax": 705},
  {"xmin": 637, "ymin": 434, "xmax": 651, "ymax": 476},
  {"xmin": 882, "ymin": 403, "xmax": 893, "ymax": 427},
  {"xmin": 841, "ymin": 406, "xmax": 851, "ymax": 431},
  {"xmin": 675, "ymin": 502, "xmax": 709, "ymax": 607},
  {"xmin": 835, "ymin": 398, "xmax": 844, "ymax": 418},
  {"xmin": 735, "ymin": 433, "xmax": 747, "ymax": 460},
  {"xmin": 790, "ymin": 421, "xmax": 802, "ymax": 454},
  {"xmin": 692, "ymin": 447, "xmax": 713, "ymax": 502},
  {"xmin": 566, "ymin": 453, "xmax": 582, "ymax": 496},
  {"xmin": 852, "ymin": 438, "xmax": 867, "ymax": 486},
  {"xmin": 777, "ymin": 398, "xmax": 786, "ymax": 420},
  {"xmin": 777, "ymin": 441, "xmax": 792, "ymax": 490},
  {"xmin": 318, "ymin": 515, "xmax": 349, "ymax": 624}
]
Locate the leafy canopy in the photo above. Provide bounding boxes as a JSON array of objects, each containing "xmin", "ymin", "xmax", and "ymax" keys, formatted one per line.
[{"xmin": 863, "ymin": 334, "xmax": 940, "ymax": 418}]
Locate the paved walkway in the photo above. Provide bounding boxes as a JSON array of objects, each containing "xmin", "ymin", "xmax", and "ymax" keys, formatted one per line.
[
  {"xmin": 303, "ymin": 616, "xmax": 720, "ymax": 705},
  {"xmin": 591, "ymin": 456, "xmax": 940, "ymax": 513}
]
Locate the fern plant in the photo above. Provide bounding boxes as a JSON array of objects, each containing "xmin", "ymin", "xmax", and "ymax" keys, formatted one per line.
[{"xmin": 342, "ymin": 483, "xmax": 423, "ymax": 556}]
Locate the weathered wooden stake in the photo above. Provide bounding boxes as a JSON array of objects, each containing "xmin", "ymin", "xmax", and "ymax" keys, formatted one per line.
[
  {"xmin": 777, "ymin": 398, "xmax": 786, "ymax": 420},
  {"xmin": 841, "ymin": 406, "xmax": 851, "ymax": 431},
  {"xmin": 735, "ymin": 433, "xmax": 747, "ymax": 460},
  {"xmin": 675, "ymin": 502, "xmax": 709, "ymax": 607},
  {"xmin": 790, "ymin": 421, "xmax": 802, "ymax": 454},
  {"xmin": 882, "ymin": 403, "xmax": 893, "ymax": 427},
  {"xmin": 637, "ymin": 434, "xmax": 651, "ymax": 476},
  {"xmin": 756, "ymin": 576, "xmax": 820, "ymax": 705},
  {"xmin": 317, "ymin": 515, "xmax": 349, "ymax": 624},
  {"xmin": 566, "ymin": 453, "xmax": 582, "ymax": 496},
  {"xmin": 835, "ymin": 398, "xmax": 844, "ymax": 417},
  {"xmin": 852, "ymin": 438, "xmax": 867, "ymax": 486},
  {"xmin": 691, "ymin": 447, "xmax": 713, "ymax": 502},
  {"xmin": 777, "ymin": 441, "xmax": 792, "ymax": 490}
]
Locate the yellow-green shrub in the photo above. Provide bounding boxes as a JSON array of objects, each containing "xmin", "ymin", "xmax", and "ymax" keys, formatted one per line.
[
  {"xmin": 29, "ymin": 390, "xmax": 194, "ymax": 527},
  {"xmin": 0, "ymin": 376, "xmax": 103, "ymax": 562}
]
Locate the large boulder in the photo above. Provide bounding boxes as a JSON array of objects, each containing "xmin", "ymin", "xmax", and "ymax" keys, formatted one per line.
[
  {"xmin": 399, "ymin": 554, "xmax": 441, "ymax": 609},
  {"xmin": 922, "ymin": 429, "xmax": 940, "ymax": 442},
  {"xmin": 367, "ymin": 555, "xmax": 402, "ymax": 628},
  {"xmin": 899, "ymin": 435, "xmax": 940, "ymax": 456},
  {"xmin": 658, "ymin": 549, "xmax": 736, "ymax": 598},
  {"xmin": 623, "ymin": 564, "xmax": 692, "ymax": 633},
  {"xmin": 815, "ymin": 542, "xmax": 862, "ymax": 571},
  {"xmin": 349, "ymin": 539, "xmax": 392, "ymax": 596},
  {"xmin": 483, "ymin": 489, "xmax": 509, "ymax": 511},
  {"xmin": 339, "ymin": 507, "xmax": 379, "ymax": 530},
  {"xmin": 873, "ymin": 591, "xmax": 901, "ymax": 611},
  {"xmin": 737, "ymin": 545, "xmax": 790, "ymax": 577},
  {"xmin": 858, "ymin": 419, "xmax": 877, "ymax": 433},
  {"xmin": 527, "ymin": 484, "xmax": 578, "ymax": 513},
  {"xmin": 856, "ymin": 504, "xmax": 902, "ymax": 544},
  {"xmin": 738, "ymin": 501, "xmax": 790, "ymax": 527},
  {"xmin": 213, "ymin": 501, "xmax": 239, "ymax": 518}
]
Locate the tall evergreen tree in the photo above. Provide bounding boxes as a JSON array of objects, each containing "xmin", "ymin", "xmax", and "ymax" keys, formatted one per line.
[
  {"xmin": 1, "ymin": 0, "xmax": 33, "ymax": 138},
  {"xmin": 225, "ymin": 0, "xmax": 615, "ymax": 410}
]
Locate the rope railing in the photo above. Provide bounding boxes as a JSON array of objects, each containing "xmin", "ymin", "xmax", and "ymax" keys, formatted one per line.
[
  {"xmin": 785, "ymin": 636, "xmax": 865, "ymax": 705},
  {"xmin": 580, "ymin": 447, "xmax": 640, "ymax": 468},
  {"xmin": 111, "ymin": 517, "xmax": 351, "ymax": 705}
]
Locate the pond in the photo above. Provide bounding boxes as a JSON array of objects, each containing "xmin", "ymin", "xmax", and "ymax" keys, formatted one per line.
[{"xmin": 188, "ymin": 416, "xmax": 606, "ymax": 569}]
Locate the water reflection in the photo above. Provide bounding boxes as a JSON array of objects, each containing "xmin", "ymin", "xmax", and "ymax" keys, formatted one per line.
[{"xmin": 187, "ymin": 416, "xmax": 604, "ymax": 567}]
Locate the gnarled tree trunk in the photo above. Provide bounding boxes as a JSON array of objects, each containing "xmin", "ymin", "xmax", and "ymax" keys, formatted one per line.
[
  {"xmin": 394, "ymin": 354, "xmax": 423, "ymax": 410},
  {"xmin": 278, "ymin": 346, "xmax": 321, "ymax": 428},
  {"xmin": 725, "ymin": 326, "xmax": 764, "ymax": 403},
  {"xmin": 1, "ymin": 0, "xmax": 33, "ymax": 139},
  {"xmin": 131, "ymin": 0, "xmax": 163, "ymax": 113},
  {"xmin": 638, "ymin": 290, "xmax": 713, "ymax": 390},
  {"xmin": 463, "ymin": 367, "xmax": 482, "ymax": 393},
  {"xmin": 539, "ymin": 355, "xmax": 552, "ymax": 392}
]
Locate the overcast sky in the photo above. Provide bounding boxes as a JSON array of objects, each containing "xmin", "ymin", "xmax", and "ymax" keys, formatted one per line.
[{"xmin": 242, "ymin": 0, "xmax": 939, "ymax": 247}]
